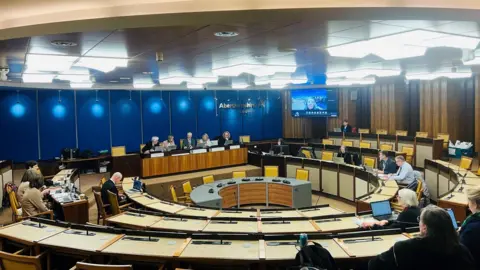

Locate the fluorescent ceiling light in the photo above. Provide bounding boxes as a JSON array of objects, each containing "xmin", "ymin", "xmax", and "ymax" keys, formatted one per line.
[
  {"xmin": 463, "ymin": 58, "xmax": 480, "ymax": 66},
  {"xmin": 74, "ymin": 57, "xmax": 128, "ymax": 73},
  {"xmin": 327, "ymin": 69, "xmax": 402, "ymax": 79},
  {"xmin": 327, "ymin": 30, "xmax": 480, "ymax": 60},
  {"xmin": 186, "ymin": 83, "xmax": 204, "ymax": 89},
  {"xmin": 22, "ymin": 73, "xmax": 55, "ymax": 83},
  {"xmin": 133, "ymin": 83, "xmax": 155, "ymax": 89},
  {"xmin": 212, "ymin": 64, "xmax": 297, "ymax": 77},
  {"xmin": 26, "ymin": 54, "xmax": 78, "ymax": 72},
  {"xmin": 159, "ymin": 76, "xmax": 189, "ymax": 85},
  {"xmin": 231, "ymin": 83, "xmax": 250, "ymax": 89},
  {"xmin": 326, "ymin": 78, "xmax": 376, "ymax": 86},
  {"xmin": 405, "ymin": 72, "xmax": 472, "ymax": 81},
  {"xmin": 70, "ymin": 82, "xmax": 93, "ymax": 89},
  {"xmin": 56, "ymin": 74, "xmax": 91, "ymax": 82},
  {"xmin": 189, "ymin": 77, "xmax": 218, "ymax": 84}
]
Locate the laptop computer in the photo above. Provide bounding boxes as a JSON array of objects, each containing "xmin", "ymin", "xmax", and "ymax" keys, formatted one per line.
[
  {"xmin": 333, "ymin": 157, "xmax": 345, "ymax": 164},
  {"xmin": 446, "ymin": 208, "xmax": 458, "ymax": 230},
  {"xmin": 224, "ymin": 140, "xmax": 233, "ymax": 146},
  {"xmin": 333, "ymin": 128, "xmax": 341, "ymax": 132},
  {"xmin": 370, "ymin": 200, "xmax": 393, "ymax": 221}
]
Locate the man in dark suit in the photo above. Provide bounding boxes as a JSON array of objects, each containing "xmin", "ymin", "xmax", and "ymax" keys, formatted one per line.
[
  {"xmin": 377, "ymin": 150, "xmax": 397, "ymax": 174},
  {"xmin": 340, "ymin": 119, "xmax": 352, "ymax": 133},
  {"xmin": 101, "ymin": 172, "xmax": 124, "ymax": 213},
  {"xmin": 218, "ymin": 131, "xmax": 232, "ymax": 146},
  {"xmin": 142, "ymin": 136, "xmax": 160, "ymax": 153},
  {"xmin": 183, "ymin": 132, "xmax": 196, "ymax": 149}
]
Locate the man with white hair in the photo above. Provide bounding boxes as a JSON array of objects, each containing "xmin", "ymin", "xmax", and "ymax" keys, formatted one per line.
[
  {"xmin": 101, "ymin": 172, "xmax": 124, "ymax": 213},
  {"xmin": 183, "ymin": 132, "xmax": 196, "ymax": 149},
  {"xmin": 142, "ymin": 136, "xmax": 160, "ymax": 154}
]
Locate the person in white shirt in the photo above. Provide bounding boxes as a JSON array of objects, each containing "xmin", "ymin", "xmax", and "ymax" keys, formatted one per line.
[
  {"xmin": 389, "ymin": 155, "xmax": 415, "ymax": 185},
  {"xmin": 198, "ymin": 133, "xmax": 212, "ymax": 147},
  {"xmin": 163, "ymin": 135, "xmax": 176, "ymax": 147}
]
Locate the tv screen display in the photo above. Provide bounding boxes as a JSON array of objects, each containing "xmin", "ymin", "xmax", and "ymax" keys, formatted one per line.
[{"xmin": 291, "ymin": 89, "xmax": 338, "ymax": 117}]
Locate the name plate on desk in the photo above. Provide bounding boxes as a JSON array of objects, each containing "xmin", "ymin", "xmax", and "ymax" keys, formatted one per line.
[
  {"xmin": 191, "ymin": 149, "xmax": 207, "ymax": 154},
  {"xmin": 151, "ymin": 152, "xmax": 164, "ymax": 158},
  {"xmin": 229, "ymin": 145, "xmax": 240, "ymax": 149},
  {"xmin": 171, "ymin": 153, "xmax": 190, "ymax": 157},
  {"xmin": 210, "ymin": 147, "xmax": 225, "ymax": 152}
]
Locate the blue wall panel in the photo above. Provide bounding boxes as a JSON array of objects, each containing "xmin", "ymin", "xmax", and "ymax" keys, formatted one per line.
[
  {"xmin": 110, "ymin": 90, "xmax": 141, "ymax": 153},
  {"xmin": 0, "ymin": 89, "xmax": 39, "ymax": 162},
  {"xmin": 170, "ymin": 91, "xmax": 196, "ymax": 144},
  {"xmin": 38, "ymin": 90, "xmax": 76, "ymax": 159},
  {"xmin": 241, "ymin": 90, "xmax": 264, "ymax": 141},
  {"xmin": 217, "ymin": 91, "xmax": 242, "ymax": 141},
  {"xmin": 142, "ymin": 91, "xmax": 170, "ymax": 143},
  {"xmin": 196, "ymin": 91, "xmax": 220, "ymax": 139},
  {"xmin": 263, "ymin": 90, "xmax": 283, "ymax": 139},
  {"xmin": 76, "ymin": 90, "xmax": 110, "ymax": 152}
]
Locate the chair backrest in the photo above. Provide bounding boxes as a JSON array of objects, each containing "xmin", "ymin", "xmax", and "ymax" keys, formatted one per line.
[
  {"xmin": 111, "ymin": 146, "xmax": 126, "ymax": 157},
  {"xmin": 107, "ymin": 191, "xmax": 121, "ymax": 216},
  {"xmin": 179, "ymin": 139, "xmax": 184, "ymax": 149},
  {"xmin": 239, "ymin": 135, "xmax": 251, "ymax": 143},
  {"xmin": 437, "ymin": 133, "xmax": 450, "ymax": 149},
  {"xmin": 363, "ymin": 157, "xmax": 376, "ymax": 168},
  {"xmin": 169, "ymin": 185, "xmax": 178, "ymax": 203},
  {"xmin": 264, "ymin": 166, "xmax": 279, "ymax": 177},
  {"xmin": 301, "ymin": 149, "xmax": 312, "ymax": 159},
  {"xmin": 359, "ymin": 142, "xmax": 371, "ymax": 148},
  {"xmin": 182, "ymin": 181, "xmax": 192, "ymax": 194},
  {"xmin": 342, "ymin": 140, "xmax": 354, "ymax": 147},
  {"xmin": 296, "ymin": 169, "xmax": 309, "ymax": 181},
  {"xmin": 376, "ymin": 129, "xmax": 388, "ymax": 135},
  {"xmin": 93, "ymin": 191, "xmax": 107, "ymax": 218},
  {"xmin": 321, "ymin": 151, "xmax": 334, "ymax": 161},
  {"xmin": 396, "ymin": 130, "xmax": 408, "ymax": 136},
  {"xmin": 322, "ymin": 139, "xmax": 334, "ymax": 145},
  {"xmin": 380, "ymin": 144, "xmax": 393, "ymax": 151},
  {"xmin": 140, "ymin": 144, "xmax": 146, "ymax": 152},
  {"xmin": 358, "ymin": 128, "xmax": 370, "ymax": 134},
  {"xmin": 460, "ymin": 156, "xmax": 473, "ymax": 170},
  {"xmin": 232, "ymin": 171, "xmax": 246, "ymax": 178},
  {"xmin": 416, "ymin": 179, "xmax": 423, "ymax": 201},
  {"xmin": 0, "ymin": 250, "xmax": 43, "ymax": 270},
  {"xmin": 99, "ymin": 176, "xmax": 107, "ymax": 187},
  {"xmin": 75, "ymin": 262, "xmax": 133, "ymax": 270},
  {"xmin": 203, "ymin": 175, "xmax": 214, "ymax": 184},
  {"xmin": 416, "ymin": 131, "xmax": 428, "ymax": 138},
  {"xmin": 401, "ymin": 146, "xmax": 414, "ymax": 156}
]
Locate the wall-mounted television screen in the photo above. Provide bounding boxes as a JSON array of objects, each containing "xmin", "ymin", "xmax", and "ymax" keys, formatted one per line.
[{"xmin": 291, "ymin": 89, "xmax": 338, "ymax": 117}]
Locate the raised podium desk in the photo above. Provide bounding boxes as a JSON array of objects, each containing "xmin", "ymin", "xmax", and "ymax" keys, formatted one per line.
[{"xmin": 190, "ymin": 177, "xmax": 312, "ymax": 209}]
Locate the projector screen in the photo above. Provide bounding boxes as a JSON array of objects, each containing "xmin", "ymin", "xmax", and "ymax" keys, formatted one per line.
[{"xmin": 291, "ymin": 89, "xmax": 339, "ymax": 117}]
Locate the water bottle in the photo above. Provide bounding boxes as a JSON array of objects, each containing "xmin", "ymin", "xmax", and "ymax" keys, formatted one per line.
[{"xmin": 299, "ymin": 233, "xmax": 308, "ymax": 247}]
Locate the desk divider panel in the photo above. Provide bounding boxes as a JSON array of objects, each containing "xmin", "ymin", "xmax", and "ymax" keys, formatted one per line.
[
  {"xmin": 438, "ymin": 164, "xmax": 451, "ymax": 199},
  {"xmin": 328, "ymin": 132, "xmax": 344, "ymax": 146},
  {"xmin": 361, "ymin": 134, "xmax": 379, "ymax": 149},
  {"xmin": 321, "ymin": 162, "xmax": 339, "ymax": 196},
  {"xmin": 239, "ymin": 183, "xmax": 267, "ymax": 206},
  {"xmin": 354, "ymin": 170, "xmax": 370, "ymax": 199},
  {"xmin": 378, "ymin": 135, "xmax": 397, "ymax": 150},
  {"xmin": 286, "ymin": 157, "xmax": 303, "ymax": 179},
  {"xmin": 338, "ymin": 165, "xmax": 355, "ymax": 201},
  {"xmin": 397, "ymin": 136, "xmax": 415, "ymax": 153},
  {"xmin": 304, "ymin": 159, "xmax": 321, "ymax": 192},
  {"xmin": 344, "ymin": 133, "xmax": 361, "ymax": 147}
]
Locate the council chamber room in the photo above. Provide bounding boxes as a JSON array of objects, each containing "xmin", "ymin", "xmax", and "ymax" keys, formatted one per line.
[{"xmin": 2, "ymin": 2, "xmax": 480, "ymax": 270}]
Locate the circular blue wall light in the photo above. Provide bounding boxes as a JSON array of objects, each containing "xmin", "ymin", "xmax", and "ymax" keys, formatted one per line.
[
  {"xmin": 91, "ymin": 103, "xmax": 104, "ymax": 118},
  {"xmin": 150, "ymin": 101, "xmax": 162, "ymax": 114},
  {"xmin": 178, "ymin": 99, "xmax": 189, "ymax": 112},
  {"xmin": 52, "ymin": 104, "xmax": 66, "ymax": 118},
  {"xmin": 10, "ymin": 103, "xmax": 25, "ymax": 118},
  {"xmin": 121, "ymin": 103, "xmax": 131, "ymax": 114},
  {"xmin": 202, "ymin": 97, "xmax": 214, "ymax": 111}
]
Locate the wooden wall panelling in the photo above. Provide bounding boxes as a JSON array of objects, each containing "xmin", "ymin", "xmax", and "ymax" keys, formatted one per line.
[
  {"xmin": 282, "ymin": 90, "xmax": 312, "ymax": 138},
  {"xmin": 327, "ymin": 89, "xmax": 356, "ymax": 131}
]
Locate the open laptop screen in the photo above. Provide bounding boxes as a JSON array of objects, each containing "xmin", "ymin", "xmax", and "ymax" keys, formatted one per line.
[{"xmin": 371, "ymin": 200, "xmax": 392, "ymax": 217}]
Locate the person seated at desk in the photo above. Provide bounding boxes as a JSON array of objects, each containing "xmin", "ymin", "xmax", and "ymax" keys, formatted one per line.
[
  {"xmin": 376, "ymin": 150, "xmax": 397, "ymax": 174},
  {"xmin": 21, "ymin": 173, "xmax": 50, "ymax": 217},
  {"xmin": 198, "ymin": 133, "xmax": 212, "ymax": 147},
  {"xmin": 183, "ymin": 132, "xmax": 196, "ymax": 149},
  {"xmin": 340, "ymin": 119, "xmax": 352, "ymax": 133},
  {"xmin": 362, "ymin": 189, "xmax": 420, "ymax": 230},
  {"xmin": 337, "ymin": 145, "xmax": 354, "ymax": 164},
  {"xmin": 142, "ymin": 136, "xmax": 160, "ymax": 154},
  {"xmin": 218, "ymin": 131, "xmax": 232, "ymax": 146},
  {"xmin": 277, "ymin": 138, "xmax": 284, "ymax": 146},
  {"xmin": 388, "ymin": 155, "xmax": 415, "ymax": 185},
  {"xmin": 163, "ymin": 135, "xmax": 176, "ymax": 149},
  {"xmin": 26, "ymin": 160, "xmax": 42, "ymax": 175},
  {"xmin": 101, "ymin": 172, "xmax": 125, "ymax": 213},
  {"xmin": 17, "ymin": 169, "xmax": 48, "ymax": 204},
  {"xmin": 368, "ymin": 205, "xmax": 475, "ymax": 270},
  {"xmin": 460, "ymin": 186, "xmax": 480, "ymax": 269}
]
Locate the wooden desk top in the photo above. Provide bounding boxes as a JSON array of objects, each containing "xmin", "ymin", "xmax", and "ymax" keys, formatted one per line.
[
  {"xmin": 337, "ymin": 234, "xmax": 409, "ymax": 258},
  {"xmin": 146, "ymin": 202, "xmax": 186, "ymax": 214},
  {"xmin": 203, "ymin": 221, "xmax": 258, "ymax": 233},
  {"xmin": 315, "ymin": 217, "xmax": 360, "ymax": 232},
  {"xmin": 107, "ymin": 212, "xmax": 162, "ymax": 228},
  {"xmin": 150, "ymin": 218, "xmax": 208, "ymax": 232},
  {"xmin": 260, "ymin": 210, "xmax": 302, "ymax": 218},
  {"xmin": 298, "ymin": 207, "xmax": 344, "ymax": 218},
  {"xmin": 175, "ymin": 208, "xmax": 218, "ymax": 217},
  {"xmin": 102, "ymin": 235, "xmax": 185, "ymax": 257},
  {"xmin": 215, "ymin": 210, "xmax": 258, "ymax": 218},
  {"xmin": 180, "ymin": 239, "xmax": 259, "ymax": 260},
  {"xmin": 129, "ymin": 194, "xmax": 161, "ymax": 205},
  {"xmin": 265, "ymin": 240, "xmax": 349, "ymax": 260},
  {"xmin": 359, "ymin": 194, "xmax": 392, "ymax": 204},
  {"xmin": 261, "ymin": 220, "xmax": 317, "ymax": 234},
  {"xmin": 439, "ymin": 192, "xmax": 469, "ymax": 205},
  {"xmin": 39, "ymin": 229, "xmax": 120, "ymax": 252},
  {"xmin": 376, "ymin": 187, "xmax": 398, "ymax": 197},
  {"xmin": 0, "ymin": 222, "xmax": 66, "ymax": 244}
]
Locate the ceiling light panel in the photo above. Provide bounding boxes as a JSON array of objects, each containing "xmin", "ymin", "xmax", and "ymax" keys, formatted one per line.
[
  {"xmin": 26, "ymin": 54, "xmax": 78, "ymax": 72},
  {"xmin": 326, "ymin": 78, "xmax": 376, "ymax": 86},
  {"xmin": 70, "ymin": 82, "xmax": 93, "ymax": 89},
  {"xmin": 327, "ymin": 69, "xmax": 402, "ymax": 79},
  {"xmin": 74, "ymin": 57, "xmax": 128, "ymax": 73},
  {"xmin": 22, "ymin": 73, "xmax": 56, "ymax": 83}
]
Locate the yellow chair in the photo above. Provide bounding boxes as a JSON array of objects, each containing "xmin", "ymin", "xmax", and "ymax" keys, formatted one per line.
[
  {"xmin": 7, "ymin": 187, "xmax": 52, "ymax": 223},
  {"xmin": 416, "ymin": 180, "xmax": 423, "ymax": 202},
  {"xmin": 99, "ymin": 176, "xmax": 107, "ymax": 187},
  {"xmin": 93, "ymin": 191, "xmax": 110, "ymax": 225},
  {"xmin": 140, "ymin": 144, "xmax": 146, "ymax": 152},
  {"xmin": 437, "ymin": 133, "xmax": 450, "ymax": 149},
  {"xmin": 107, "ymin": 191, "xmax": 132, "ymax": 216},
  {"xmin": 322, "ymin": 139, "xmax": 334, "ymax": 145},
  {"xmin": 182, "ymin": 181, "xmax": 193, "ymax": 197},
  {"xmin": 239, "ymin": 135, "xmax": 251, "ymax": 143},
  {"xmin": 170, "ymin": 185, "xmax": 189, "ymax": 203},
  {"xmin": 342, "ymin": 140, "xmax": 354, "ymax": 147},
  {"xmin": 363, "ymin": 157, "xmax": 376, "ymax": 168},
  {"xmin": 376, "ymin": 129, "xmax": 388, "ymax": 135},
  {"xmin": 296, "ymin": 168, "xmax": 309, "ymax": 181},
  {"xmin": 358, "ymin": 129, "xmax": 370, "ymax": 134},
  {"xmin": 401, "ymin": 146, "xmax": 415, "ymax": 164},
  {"xmin": 321, "ymin": 151, "xmax": 334, "ymax": 161},
  {"xmin": 0, "ymin": 248, "xmax": 48, "ymax": 270},
  {"xmin": 460, "ymin": 156, "xmax": 473, "ymax": 170},
  {"xmin": 380, "ymin": 144, "xmax": 394, "ymax": 151},
  {"xmin": 203, "ymin": 175, "xmax": 214, "ymax": 184},
  {"xmin": 416, "ymin": 131, "xmax": 428, "ymax": 138},
  {"xmin": 359, "ymin": 142, "xmax": 371, "ymax": 148},
  {"xmin": 111, "ymin": 146, "xmax": 126, "ymax": 157},
  {"xmin": 264, "ymin": 166, "xmax": 279, "ymax": 177},
  {"xmin": 301, "ymin": 149, "xmax": 312, "ymax": 159},
  {"xmin": 396, "ymin": 130, "xmax": 408, "ymax": 136},
  {"xmin": 232, "ymin": 171, "xmax": 246, "ymax": 178},
  {"xmin": 476, "ymin": 167, "xmax": 480, "ymax": 176}
]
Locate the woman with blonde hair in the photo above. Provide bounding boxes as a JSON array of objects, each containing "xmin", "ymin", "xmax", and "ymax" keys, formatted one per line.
[{"xmin": 460, "ymin": 185, "xmax": 480, "ymax": 269}]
